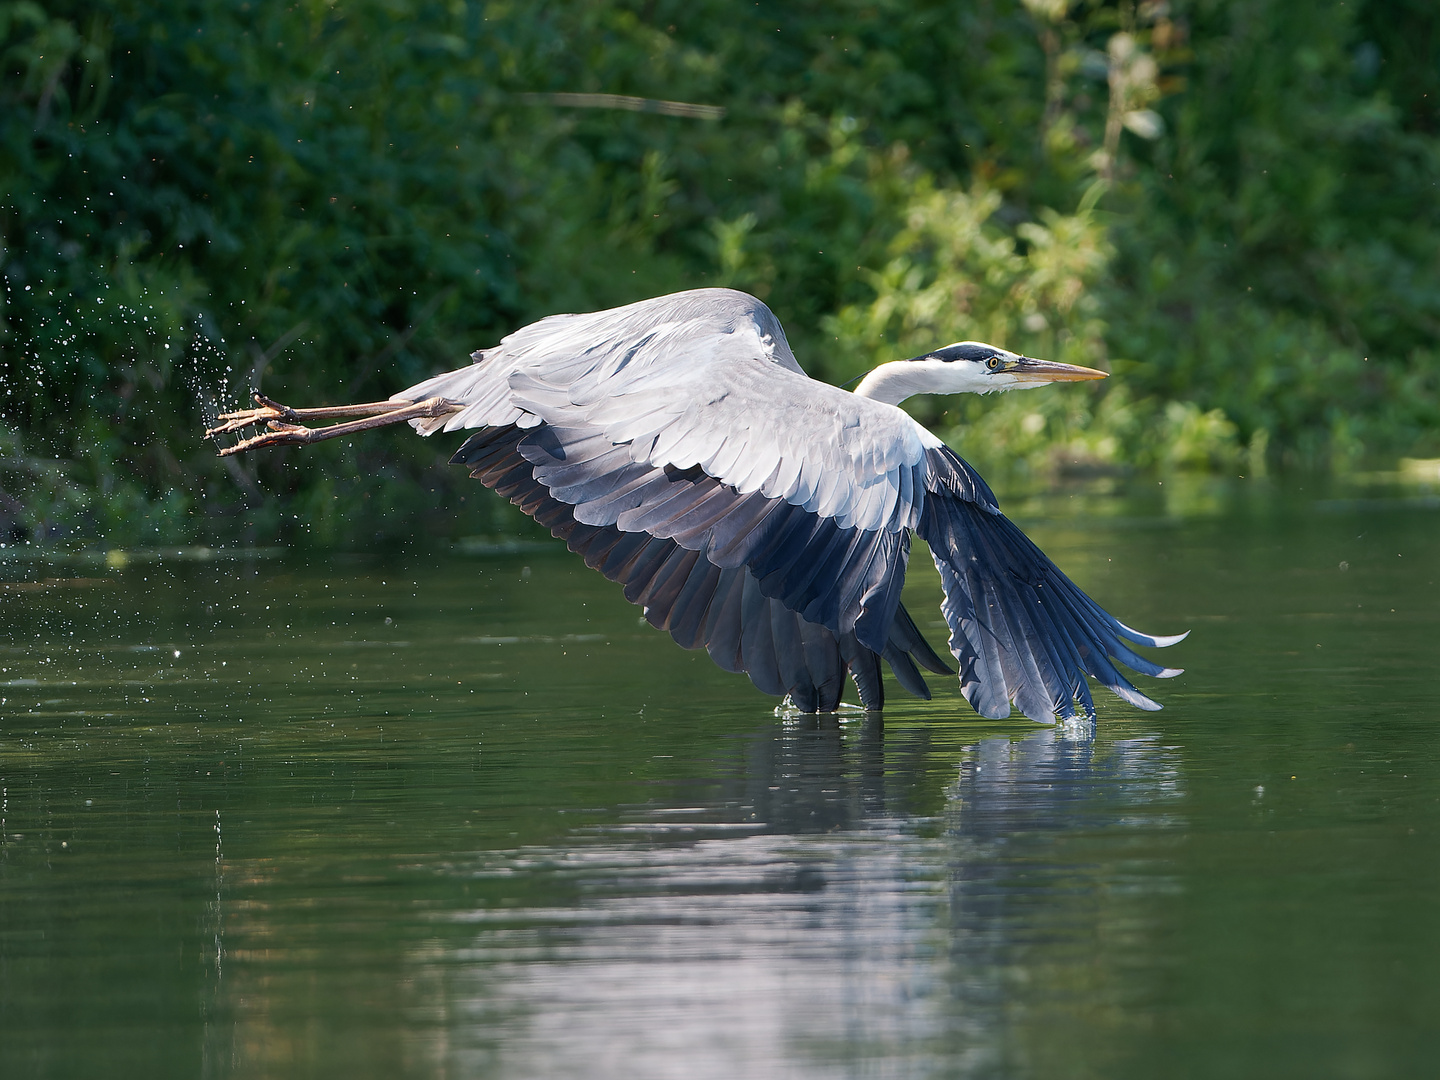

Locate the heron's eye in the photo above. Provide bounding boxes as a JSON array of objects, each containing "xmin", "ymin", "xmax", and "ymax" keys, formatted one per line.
[{"xmin": 986, "ymin": 356, "xmax": 1001, "ymax": 371}]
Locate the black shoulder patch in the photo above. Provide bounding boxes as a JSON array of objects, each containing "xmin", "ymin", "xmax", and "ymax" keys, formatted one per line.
[{"xmin": 924, "ymin": 445, "xmax": 1000, "ymax": 512}]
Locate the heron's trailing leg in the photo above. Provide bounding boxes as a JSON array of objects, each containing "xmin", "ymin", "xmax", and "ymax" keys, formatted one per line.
[{"xmin": 207, "ymin": 393, "xmax": 462, "ymax": 457}]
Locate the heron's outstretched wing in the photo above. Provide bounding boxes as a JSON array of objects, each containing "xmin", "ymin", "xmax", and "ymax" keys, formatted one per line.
[
  {"xmin": 396, "ymin": 288, "xmax": 992, "ymax": 535},
  {"xmin": 455, "ymin": 425, "xmax": 952, "ymax": 711},
  {"xmin": 918, "ymin": 446, "xmax": 1186, "ymax": 722},
  {"xmin": 400, "ymin": 288, "xmax": 805, "ymax": 433},
  {"xmin": 398, "ymin": 288, "xmax": 987, "ymax": 663}
]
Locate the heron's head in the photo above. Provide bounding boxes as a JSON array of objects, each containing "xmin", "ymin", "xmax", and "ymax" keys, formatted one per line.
[
  {"xmin": 852, "ymin": 341, "xmax": 1107, "ymax": 405},
  {"xmin": 913, "ymin": 342, "xmax": 1108, "ymax": 394}
]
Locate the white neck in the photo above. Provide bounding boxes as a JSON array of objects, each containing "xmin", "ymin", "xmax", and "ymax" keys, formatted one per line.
[{"xmin": 852, "ymin": 359, "xmax": 993, "ymax": 405}]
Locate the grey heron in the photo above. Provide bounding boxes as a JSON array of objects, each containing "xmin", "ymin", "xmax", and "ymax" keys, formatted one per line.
[{"xmin": 209, "ymin": 288, "xmax": 1185, "ymax": 720}]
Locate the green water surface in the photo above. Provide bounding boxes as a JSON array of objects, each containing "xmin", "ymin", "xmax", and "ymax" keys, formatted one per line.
[{"xmin": 2, "ymin": 480, "xmax": 1438, "ymax": 1078}]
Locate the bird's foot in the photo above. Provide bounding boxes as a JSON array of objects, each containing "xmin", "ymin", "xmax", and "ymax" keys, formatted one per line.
[
  {"xmin": 772, "ymin": 696, "xmax": 871, "ymax": 719},
  {"xmin": 773, "ymin": 695, "xmax": 806, "ymax": 719},
  {"xmin": 1057, "ymin": 714, "xmax": 1097, "ymax": 741},
  {"xmin": 207, "ymin": 393, "xmax": 463, "ymax": 456},
  {"xmin": 206, "ymin": 393, "xmax": 309, "ymax": 438},
  {"xmin": 212, "ymin": 419, "xmax": 317, "ymax": 457}
]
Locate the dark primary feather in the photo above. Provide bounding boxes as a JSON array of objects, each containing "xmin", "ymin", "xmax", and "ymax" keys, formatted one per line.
[
  {"xmin": 453, "ymin": 426, "xmax": 950, "ymax": 712},
  {"xmin": 515, "ymin": 418, "xmax": 909, "ymax": 656},
  {"xmin": 917, "ymin": 445, "xmax": 1181, "ymax": 722},
  {"xmin": 453, "ymin": 421, "xmax": 1179, "ymax": 720}
]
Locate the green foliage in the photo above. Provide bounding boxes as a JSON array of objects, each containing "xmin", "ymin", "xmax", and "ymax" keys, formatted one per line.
[
  {"xmin": 1108, "ymin": 0, "xmax": 1440, "ymax": 461},
  {"xmin": 1, "ymin": 0, "xmax": 1436, "ymax": 546}
]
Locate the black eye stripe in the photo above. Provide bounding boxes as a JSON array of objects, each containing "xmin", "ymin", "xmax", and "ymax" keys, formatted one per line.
[{"xmin": 928, "ymin": 342, "xmax": 1008, "ymax": 364}]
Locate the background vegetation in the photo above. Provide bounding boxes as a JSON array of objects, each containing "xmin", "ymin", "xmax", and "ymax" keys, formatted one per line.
[{"xmin": 1, "ymin": 0, "xmax": 1436, "ymax": 547}]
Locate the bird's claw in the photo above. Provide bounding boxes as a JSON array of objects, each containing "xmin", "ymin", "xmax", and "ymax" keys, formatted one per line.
[
  {"xmin": 207, "ymin": 394, "xmax": 319, "ymax": 456},
  {"xmin": 212, "ymin": 419, "xmax": 317, "ymax": 457},
  {"xmin": 206, "ymin": 394, "xmax": 300, "ymax": 438}
]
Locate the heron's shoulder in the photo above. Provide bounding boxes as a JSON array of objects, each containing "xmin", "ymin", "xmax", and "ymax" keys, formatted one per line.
[
  {"xmin": 634, "ymin": 287, "xmax": 777, "ymax": 323},
  {"xmin": 491, "ymin": 288, "xmax": 774, "ymax": 340},
  {"xmin": 654, "ymin": 289, "xmax": 792, "ymax": 359},
  {"xmin": 479, "ymin": 288, "xmax": 800, "ymax": 377},
  {"xmin": 922, "ymin": 442, "xmax": 1000, "ymax": 512}
]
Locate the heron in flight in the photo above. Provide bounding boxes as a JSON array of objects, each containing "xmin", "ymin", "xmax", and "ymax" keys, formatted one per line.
[{"xmin": 209, "ymin": 288, "xmax": 1184, "ymax": 720}]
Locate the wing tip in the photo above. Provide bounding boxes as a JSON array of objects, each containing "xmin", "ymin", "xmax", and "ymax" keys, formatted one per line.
[
  {"xmin": 1122, "ymin": 625, "xmax": 1190, "ymax": 648},
  {"xmin": 1115, "ymin": 684, "xmax": 1164, "ymax": 711},
  {"xmin": 976, "ymin": 697, "xmax": 1014, "ymax": 721}
]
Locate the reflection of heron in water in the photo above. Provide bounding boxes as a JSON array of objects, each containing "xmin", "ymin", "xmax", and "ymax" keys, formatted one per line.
[
  {"xmin": 390, "ymin": 720, "xmax": 1184, "ymax": 1077},
  {"xmin": 733, "ymin": 716, "xmax": 1184, "ymax": 850},
  {"xmin": 737, "ymin": 712, "xmax": 902, "ymax": 836},
  {"xmin": 941, "ymin": 726, "xmax": 1186, "ymax": 1054},
  {"xmin": 950, "ymin": 726, "xmax": 1185, "ymax": 840},
  {"xmin": 209, "ymin": 289, "xmax": 1185, "ymax": 720}
]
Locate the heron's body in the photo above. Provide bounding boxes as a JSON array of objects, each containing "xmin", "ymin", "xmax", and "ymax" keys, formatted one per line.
[
  {"xmin": 390, "ymin": 288, "xmax": 1183, "ymax": 720},
  {"xmin": 212, "ymin": 287, "xmax": 1183, "ymax": 719}
]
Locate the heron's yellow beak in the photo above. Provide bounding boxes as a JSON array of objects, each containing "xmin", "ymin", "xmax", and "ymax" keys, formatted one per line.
[{"xmin": 1007, "ymin": 357, "xmax": 1109, "ymax": 384}]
